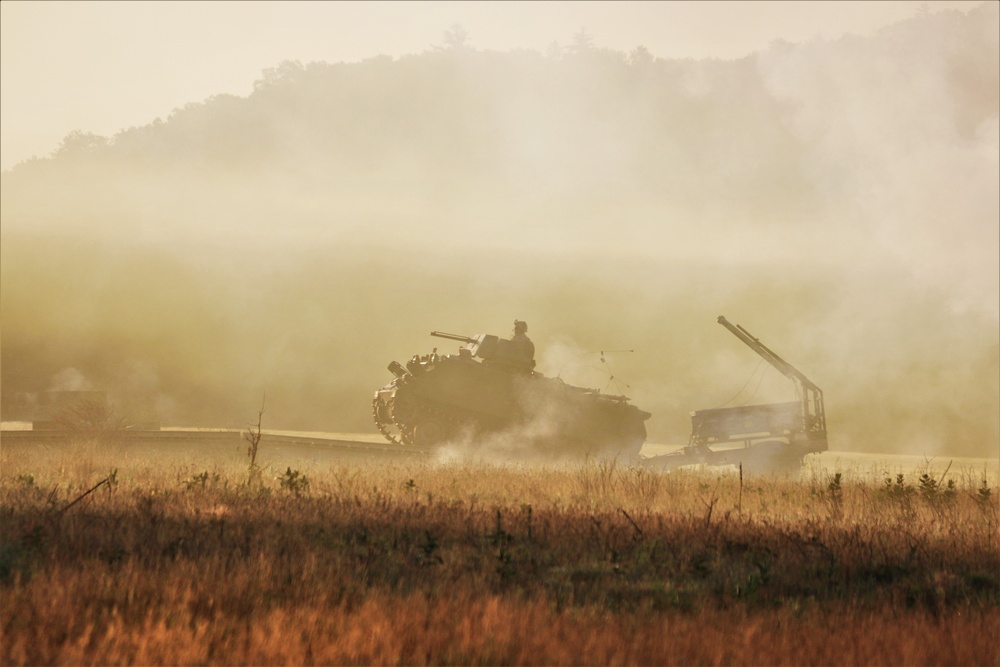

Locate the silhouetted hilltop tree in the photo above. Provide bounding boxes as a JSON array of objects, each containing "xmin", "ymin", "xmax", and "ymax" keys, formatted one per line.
[{"xmin": 440, "ymin": 24, "xmax": 470, "ymax": 51}]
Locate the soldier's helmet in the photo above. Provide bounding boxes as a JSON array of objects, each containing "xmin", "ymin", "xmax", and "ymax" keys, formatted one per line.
[{"xmin": 514, "ymin": 320, "xmax": 528, "ymax": 334}]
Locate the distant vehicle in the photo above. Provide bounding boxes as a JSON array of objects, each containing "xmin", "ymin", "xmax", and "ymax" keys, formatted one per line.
[
  {"xmin": 644, "ymin": 316, "xmax": 828, "ymax": 473},
  {"xmin": 372, "ymin": 329, "xmax": 651, "ymax": 458}
]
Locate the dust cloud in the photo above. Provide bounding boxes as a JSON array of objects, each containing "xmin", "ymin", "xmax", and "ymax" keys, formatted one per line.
[{"xmin": 1, "ymin": 4, "xmax": 997, "ymax": 458}]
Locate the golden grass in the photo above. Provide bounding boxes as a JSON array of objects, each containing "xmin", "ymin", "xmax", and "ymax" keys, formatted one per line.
[{"xmin": 1, "ymin": 438, "xmax": 998, "ymax": 665}]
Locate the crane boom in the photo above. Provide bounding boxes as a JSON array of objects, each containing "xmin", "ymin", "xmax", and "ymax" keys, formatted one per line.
[
  {"xmin": 717, "ymin": 316, "xmax": 820, "ymax": 391},
  {"xmin": 717, "ymin": 315, "xmax": 826, "ymax": 437}
]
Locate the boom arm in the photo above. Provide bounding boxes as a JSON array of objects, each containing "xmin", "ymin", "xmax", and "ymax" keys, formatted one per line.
[
  {"xmin": 717, "ymin": 317, "xmax": 820, "ymax": 391},
  {"xmin": 717, "ymin": 316, "xmax": 826, "ymax": 433}
]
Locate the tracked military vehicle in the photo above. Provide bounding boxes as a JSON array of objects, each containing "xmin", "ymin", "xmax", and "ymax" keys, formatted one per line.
[{"xmin": 373, "ymin": 330, "xmax": 651, "ymax": 458}]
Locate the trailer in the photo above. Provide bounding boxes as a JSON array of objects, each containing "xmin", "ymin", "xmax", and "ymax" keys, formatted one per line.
[{"xmin": 644, "ymin": 316, "xmax": 827, "ymax": 472}]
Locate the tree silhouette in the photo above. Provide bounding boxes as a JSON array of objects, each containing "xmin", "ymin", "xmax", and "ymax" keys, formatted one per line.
[
  {"xmin": 569, "ymin": 27, "xmax": 594, "ymax": 55},
  {"xmin": 628, "ymin": 45, "xmax": 654, "ymax": 68},
  {"xmin": 442, "ymin": 24, "xmax": 470, "ymax": 50},
  {"xmin": 54, "ymin": 131, "xmax": 109, "ymax": 158}
]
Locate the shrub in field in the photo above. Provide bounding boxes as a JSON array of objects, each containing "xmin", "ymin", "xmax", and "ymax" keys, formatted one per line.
[
  {"xmin": 51, "ymin": 399, "xmax": 132, "ymax": 433},
  {"xmin": 182, "ymin": 471, "xmax": 221, "ymax": 490},
  {"xmin": 278, "ymin": 467, "xmax": 309, "ymax": 496},
  {"xmin": 822, "ymin": 471, "xmax": 844, "ymax": 521}
]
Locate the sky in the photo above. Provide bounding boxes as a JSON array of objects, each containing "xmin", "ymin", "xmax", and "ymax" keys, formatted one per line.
[{"xmin": 0, "ymin": 0, "xmax": 985, "ymax": 171}]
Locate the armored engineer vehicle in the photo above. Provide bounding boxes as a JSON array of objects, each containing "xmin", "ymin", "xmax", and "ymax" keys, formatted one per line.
[
  {"xmin": 372, "ymin": 329, "xmax": 651, "ymax": 458},
  {"xmin": 643, "ymin": 316, "xmax": 828, "ymax": 473}
]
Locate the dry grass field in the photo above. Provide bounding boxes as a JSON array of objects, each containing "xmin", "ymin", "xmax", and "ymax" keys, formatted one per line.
[{"xmin": 1, "ymin": 435, "xmax": 998, "ymax": 666}]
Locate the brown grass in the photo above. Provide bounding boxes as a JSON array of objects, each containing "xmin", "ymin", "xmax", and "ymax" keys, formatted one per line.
[{"xmin": 1, "ymin": 438, "xmax": 998, "ymax": 665}]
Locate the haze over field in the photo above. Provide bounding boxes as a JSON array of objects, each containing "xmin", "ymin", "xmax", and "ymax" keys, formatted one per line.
[{"xmin": 1, "ymin": 2, "xmax": 997, "ymax": 457}]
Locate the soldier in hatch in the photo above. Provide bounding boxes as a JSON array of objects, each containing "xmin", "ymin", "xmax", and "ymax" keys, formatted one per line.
[{"xmin": 511, "ymin": 319, "xmax": 535, "ymax": 368}]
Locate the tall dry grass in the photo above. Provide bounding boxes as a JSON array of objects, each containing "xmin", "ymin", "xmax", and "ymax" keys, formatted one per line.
[{"xmin": 1, "ymin": 437, "xmax": 998, "ymax": 665}]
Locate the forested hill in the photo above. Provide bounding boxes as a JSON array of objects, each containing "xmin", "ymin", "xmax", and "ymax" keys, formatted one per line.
[
  {"xmin": 2, "ymin": 3, "xmax": 997, "ymax": 457},
  {"xmin": 3, "ymin": 2, "xmax": 996, "ymax": 258}
]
